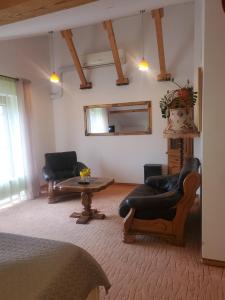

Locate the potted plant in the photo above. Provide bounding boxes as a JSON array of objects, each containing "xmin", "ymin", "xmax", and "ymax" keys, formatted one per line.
[{"xmin": 160, "ymin": 79, "xmax": 199, "ymax": 138}]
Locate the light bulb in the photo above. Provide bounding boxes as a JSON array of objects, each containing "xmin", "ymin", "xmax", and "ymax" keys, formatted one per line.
[
  {"xmin": 50, "ymin": 72, "xmax": 60, "ymax": 83},
  {"xmin": 138, "ymin": 58, "xmax": 149, "ymax": 71}
]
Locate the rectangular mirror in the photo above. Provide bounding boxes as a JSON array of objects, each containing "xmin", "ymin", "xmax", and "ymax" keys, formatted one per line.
[{"xmin": 84, "ymin": 101, "xmax": 152, "ymax": 136}]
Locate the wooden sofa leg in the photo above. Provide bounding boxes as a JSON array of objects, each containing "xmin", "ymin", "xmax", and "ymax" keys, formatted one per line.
[
  {"xmin": 123, "ymin": 232, "xmax": 136, "ymax": 244},
  {"xmin": 174, "ymin": 237, "xmax": 185, "ymax": 247},
  {"xmin": 174, "ymin": 230, "xmax": 185, "ymax": 247},
  {"xmin": 123, "ymin": 208, "xmax": 136, "ymax": 243}
]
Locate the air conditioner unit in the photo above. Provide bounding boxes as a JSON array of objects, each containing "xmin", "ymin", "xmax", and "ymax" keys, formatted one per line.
[{"xmin": 81, "ymin": 49, "xmax": 126, "ymax": 68}]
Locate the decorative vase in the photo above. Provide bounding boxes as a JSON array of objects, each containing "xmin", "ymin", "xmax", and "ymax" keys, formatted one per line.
[{"xmin": 163, "ymin": 108, "xmax": 199, "ymax": 138}]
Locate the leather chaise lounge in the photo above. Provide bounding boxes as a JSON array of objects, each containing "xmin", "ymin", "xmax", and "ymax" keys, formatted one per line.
[{"xmin": 119, "ymin": 157, "xmax": 201, "ymax": 246}]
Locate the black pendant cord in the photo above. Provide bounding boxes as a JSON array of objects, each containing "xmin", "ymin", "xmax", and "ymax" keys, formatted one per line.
[
  {"xmin": 50, "ymin": 31, "xmax": 56, "ymax": 73},
  {"xmin": 140, "ymin": 10, "xmax": 145, "ymax": 59}
]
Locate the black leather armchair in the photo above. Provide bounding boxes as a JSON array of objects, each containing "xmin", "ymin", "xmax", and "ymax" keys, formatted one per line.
[
  {"xmin": 119, "ymin": 158, "xmax": 201, "ymax": 246},
  {"xmin": 42, "ymin": 151, "xmax": 87, "ymax": 202}
]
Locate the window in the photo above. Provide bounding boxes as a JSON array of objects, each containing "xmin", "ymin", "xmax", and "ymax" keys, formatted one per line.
[
  {"xmin": 0, "ymin": 77, "xmax": 26, "ymax": 208},
  {"xmin": 87, "ymin": 107, "xmax": 109, "ymax": 133}
]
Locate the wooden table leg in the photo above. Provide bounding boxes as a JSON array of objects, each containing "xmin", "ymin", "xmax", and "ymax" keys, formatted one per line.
[
  {"xmin": 48, "ymin": 181, "xmax": 56, "ymax": 203},
  {"xmin": 70, "ymin": 192, "xmax": 105, "ymax": 224}
]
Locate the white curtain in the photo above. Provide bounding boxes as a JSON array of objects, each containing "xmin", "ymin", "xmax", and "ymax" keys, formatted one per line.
[
  {"xmin": 17, "ymin": 79, "xmax": 40, "ymax": 199},
  {"xmin": 0, "ymin": 77, "xmax": 39, "ymax": 208},
  {"xmin": 87, "ymin": 108, "xmax": 109, "ymax": 133}
]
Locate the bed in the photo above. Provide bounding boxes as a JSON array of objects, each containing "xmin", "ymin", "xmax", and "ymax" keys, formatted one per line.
[{"xmin": 0, "ymin": 232, "xmax": 110, "ymax": 300}]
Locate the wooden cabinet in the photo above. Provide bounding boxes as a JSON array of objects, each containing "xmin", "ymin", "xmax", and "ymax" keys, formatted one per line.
[{"xmin": 167, "ymin": 138, "xmax": 193, "ymax": 174}]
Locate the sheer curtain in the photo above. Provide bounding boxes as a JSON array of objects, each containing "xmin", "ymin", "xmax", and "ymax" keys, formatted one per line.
[
  {"xmin": 0, "ymin": 77, "xmax": 39, "ymax": 208},
  {"xmin": 18, "ymin": 79, "xmax": 40, "ymax": 200}
]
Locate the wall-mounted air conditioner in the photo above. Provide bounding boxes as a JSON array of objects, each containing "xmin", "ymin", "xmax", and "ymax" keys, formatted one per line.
[{"xmin": 81, "ymin": 49, "xmax": 126, "ymax": 68}]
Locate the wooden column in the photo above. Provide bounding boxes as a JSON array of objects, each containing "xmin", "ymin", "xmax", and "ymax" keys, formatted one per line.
[
  {"xmin": 167, "ymin": 138, "xmax": 193, "ymax": 174},
  {"xmin": 61, "ymin": 29, "xmax": 92, "ymax": 89},
  {"xmin": 103, "ymin": 20, "xmax": 129, "ymax": 86},
  {"xmin": 151, "ymin": 8, "xmax": 171, "ymax": 81}
]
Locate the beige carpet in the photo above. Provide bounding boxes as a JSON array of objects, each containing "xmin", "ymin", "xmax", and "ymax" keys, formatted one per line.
[{"xmin": 0, "ymin": 184, "xmax": 225, "ymax": 300}]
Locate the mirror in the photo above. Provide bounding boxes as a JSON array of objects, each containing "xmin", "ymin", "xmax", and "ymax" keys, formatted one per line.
[{"xmin": 84, "ymin": 101, "xmax": 152, "ymax": 136}]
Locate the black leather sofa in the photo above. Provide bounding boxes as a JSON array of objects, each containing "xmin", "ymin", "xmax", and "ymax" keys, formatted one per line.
[
  {"xmin": 42, "ymin": 151, "xmax": 87, "ymax": 202},
  {"xmin": 119, "ymin": 157, "xmax": 201, "ymax": 245}
]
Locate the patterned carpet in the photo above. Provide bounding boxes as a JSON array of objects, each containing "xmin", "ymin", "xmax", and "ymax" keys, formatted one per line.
[{"xmin": 0, "ymin": 184, "xmax": 225, "ymax": 300}]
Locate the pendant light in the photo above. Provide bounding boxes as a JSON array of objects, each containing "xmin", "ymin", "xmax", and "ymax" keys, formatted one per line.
[
  {"xmin": 138, "ymin": 10, "xmax": 149, "ymax": 71},
  {"xmin": 49, "ymin": 31, "xmax": 60, "ymax": 83}
]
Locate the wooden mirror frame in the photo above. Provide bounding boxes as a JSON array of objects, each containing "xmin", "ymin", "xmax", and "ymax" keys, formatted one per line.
[{"xmin": 84, "ymin": 101, "xmax": 152, "ymax": 136}]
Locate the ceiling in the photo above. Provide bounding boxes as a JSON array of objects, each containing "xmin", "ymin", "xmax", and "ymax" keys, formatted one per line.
[
  {"xmin": 0, "ymin": 0, "xmax": 193, "ymax": 40},
  {"xmin": 0, "ymin": 0, "xmax": 96, "ymax": 26}
]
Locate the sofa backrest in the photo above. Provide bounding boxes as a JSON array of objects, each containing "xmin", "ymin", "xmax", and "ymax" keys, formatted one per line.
[
  {"xmin": 177, "ymin": 157, "xmax": 200, "ymax": 191},
  {"xmin": 45, "ymin": 151, "xmax": 77, "ymax": 172}
]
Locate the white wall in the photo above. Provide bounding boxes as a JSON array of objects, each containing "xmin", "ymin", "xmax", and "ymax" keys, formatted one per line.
[
  {"xmin": 202, "ymin": 0, "xmax": 225, "ymax": 261},
  {"xmin": 0, "ymin": 36, "xmax": 55, "ymax": 183},
  {"xmin": 52, "ymin": 2, "xmax": 194, "ymax": 183}
]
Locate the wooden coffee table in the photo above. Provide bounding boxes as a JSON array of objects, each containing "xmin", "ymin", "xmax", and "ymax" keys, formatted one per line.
[{"xmin": 54, "ymin": 177, "xmax": 114, "ymax": 224}]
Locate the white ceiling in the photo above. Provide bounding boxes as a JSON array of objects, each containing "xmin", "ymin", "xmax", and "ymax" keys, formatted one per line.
[{"xmin": 0, "ymin": 0, "xmax": 193, "ymax": 40}]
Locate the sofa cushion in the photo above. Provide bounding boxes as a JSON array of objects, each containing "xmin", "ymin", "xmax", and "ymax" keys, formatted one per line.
[
  {"xmin": 53, "ymin": 170, "xmax": 74, "ymax": 181},
  {"xmin": 145, "ymin": 174, "xmax": 179, "ymax": 192},
  {"xmin": 119, "ymin": 182, "xmax": 181, "ymax": 221},
  {"xmin": 45, "ymin": 152, "xmax": 77, "ymax": 172},
  {"xmin": 119, "ymin": 184, "xmax": 159, "ymax": 218},
  {"xmin": 134, "ymin": 208, "xmax": 176, "ymax": 220}
]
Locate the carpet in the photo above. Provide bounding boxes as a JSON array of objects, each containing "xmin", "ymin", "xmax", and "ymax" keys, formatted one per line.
[{"xmin": 0, "ymin": 184, "xmax": 224, "ymax": 300}]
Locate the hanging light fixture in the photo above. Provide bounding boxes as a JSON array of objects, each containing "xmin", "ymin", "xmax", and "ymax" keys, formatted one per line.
[
  {"xmin": 49, "ymin": 31, "xmax": 60, "ymax": 83},
  {"xmin": 138, "ymin": 10, "xmax": 149, "ymax": 71}
]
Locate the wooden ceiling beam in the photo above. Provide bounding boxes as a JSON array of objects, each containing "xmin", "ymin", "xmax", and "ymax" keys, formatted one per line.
[
  {"xmin": 61, "ymin": 29, "xmax": 92, "ymax": 89},
  {"xmin": 0, "ymin": 0, "xmax": 96, "ymax": 26},
  {"xmin": 103, "ymin": 20, "xmax": 129, "ymax": 86},
  {"xmin": 0, "ymin": 1, "xmax": 25, "ymax": 10},
  {"xmin": 151, "ymin": 8, "xmax": 171, "ymax": 81}
]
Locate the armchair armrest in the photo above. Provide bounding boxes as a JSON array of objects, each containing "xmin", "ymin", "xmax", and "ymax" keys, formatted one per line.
[
  {"xmin": 42, "ymin": 166, "xmax": 54, "ymax": 181},
  {"xmin": 127, "ymin": 190, "xmax": 181, "ymax": 210},
  {"xmin": 145, "ymin": 174, "xmax": 179, "ymax": 191},
  {"xmin": 73, "ymin": 161, "xmax": 88, "ymax": 176}
]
